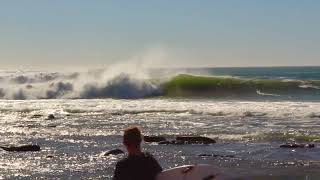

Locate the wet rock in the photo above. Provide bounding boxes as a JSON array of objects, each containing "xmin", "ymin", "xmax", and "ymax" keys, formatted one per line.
[
  {"xmin": 30, "ymin": 114, "xmax": 43, "ymax": 118},
  {"xmin": 46, "ymin": 155, "xmax": 54, "ymax": 158},
  {"xmin": 46, "ymin": 114, "xmax": 55, "ymax": 120},
  {"xmin": 144, "ymin": 136, "xmax": 166, "ymax": 143},
  {"xmin": 0, "ymin": 144, "xmax": 41, "ymax": 152},
  {"xmin": 26, "ymin": 84, "xmax": 33, "ymax": 89},
  {"xmin": 280, "ymin": 143, "xmax": 315, "ymax": 148},
  {"xmin": 104, "ymin": 149, "xmax": 124, "ymax": 156},
  {"xmin": 176, "ymin": 136, "xmax": 216, "ymax": 144},
  {"xmin": 158, "ymin": 140, "xmax": 184, "ymax": 145},
  {"xmin": 198, "ymin": 154, "xmax": 235, "ymax": 158},
  {"xmin": 309, "ymin": 113, "xmax": 320, "ymax": 118},
  {"xmin": 26, "ymin": 124, "xmax": 38, "ymax": 128},
  {"xmin": 158, "ymin": 140, "xmax": 172, "ymax": 145},
  {"xmin": 47, "ymin": 124, "xmax": 57, "ymax": 128}
]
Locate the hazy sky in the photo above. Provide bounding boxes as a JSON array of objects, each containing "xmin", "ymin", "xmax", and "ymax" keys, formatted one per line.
[{"xmin": 1, "ymin": 0, "xmax": 320, "ymax": 69}]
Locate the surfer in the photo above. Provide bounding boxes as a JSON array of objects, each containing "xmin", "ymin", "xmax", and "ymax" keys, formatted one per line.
[{"xmin": 113, "ymin": 126, "xmax": 162, "ymax": 180}]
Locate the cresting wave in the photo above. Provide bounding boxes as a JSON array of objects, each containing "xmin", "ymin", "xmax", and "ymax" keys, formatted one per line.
[
  {"xmin": 164, "ymin": 74, "xmax": 320, "ymax": 98},
  {"xmin": 0, "ymin": 71, "xmax": 319, "ymax": 100}
]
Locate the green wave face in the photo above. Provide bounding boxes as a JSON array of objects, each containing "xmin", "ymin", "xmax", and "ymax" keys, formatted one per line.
[{"xmin": 162, "ymin": 74, "xmax": 320, "ymax": 98}]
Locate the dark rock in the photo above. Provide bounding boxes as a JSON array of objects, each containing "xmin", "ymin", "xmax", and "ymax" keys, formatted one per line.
[
  {"xmin": 198, "ymin": 154, "xmax": 235, "ymax": 158},
  {"xmin": 26, "ymin": 124, "xmax": 38, "ymax": 128},
  {"xmin": 158, "ymin": 140, "xmax": 172, "ymax": 145},
  {"xmin": 243, "ymin": 111, "xmax": 254, "ymax": 117},
  {"xmin": 104, "ymin": 149, "xmax": 124, "ymax": 156},
  {"xmin": 309, "ymin": 113, "xmax": 320, "ymax": 118},
  {"xmin": 26, "ymin": 84, "xmax": 33, "ymax": 89},
  {"xmin": 144, "ymin": 136, "xmax": 166, "ymax": 143},
  {"xmin": 158, "ymin": 140, "xmax": 183, "ymax": 145},
  {"xmin": 46, "ymin": 155, "xmax": 54, "ymax": 158},
  {"xmin": 46, "ymin": 114, "xmax": 55, "ymax": 120},
  {"xmin": 47, "ymin": 124, "xmax": 57, "ymax": 128},
  {"xmin": 0, "ymin": 145, "xmax": 41, "ymax": 152},
  {"xmin": 30, "ymin": 114, "xmax": 43, "ymax": 118},
  {"xmin": 176, "ymin": 136, "xmax": 216, "ymax": 144},
  {"xmin": 280, "ymin": 143, "xmax": 315, "ymax": 148}
]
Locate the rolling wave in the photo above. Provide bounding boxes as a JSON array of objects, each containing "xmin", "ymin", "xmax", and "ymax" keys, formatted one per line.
[
  {"xmin": 0, "ymin": 71, "xmax": 319, "ymax": 100},
  {"xmin": 162, "ymin": 74, "xmax": 320, "ymax": 98}
]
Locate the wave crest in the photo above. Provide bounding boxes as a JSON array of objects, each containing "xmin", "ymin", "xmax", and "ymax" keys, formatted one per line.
[
  {"xmin": 80, "ymin": 73, "xmax": 162, "ymax": 99},
  {"xmin": 0, "ymin": 72, "xmax": 319, "ymax": 100}
]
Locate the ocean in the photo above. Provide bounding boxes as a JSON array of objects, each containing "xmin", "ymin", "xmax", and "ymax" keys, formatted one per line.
[{"xmin": 0, "ymin": 66, "xmax": 320, "ymax": 179}]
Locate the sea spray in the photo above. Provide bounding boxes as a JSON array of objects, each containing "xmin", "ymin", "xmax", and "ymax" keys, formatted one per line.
[{"xmin": 0, "ymin": 71, "xmax": 320, "ymax": 100}]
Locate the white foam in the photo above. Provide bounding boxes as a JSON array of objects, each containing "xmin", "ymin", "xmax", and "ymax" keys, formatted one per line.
[{"xmin": 0, "ymin": 99, "xmax": 319, "ymax": 119}]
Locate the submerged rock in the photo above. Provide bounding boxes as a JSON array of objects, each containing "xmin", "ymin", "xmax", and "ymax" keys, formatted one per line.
[
  {"xmin": 26, "ymin": 84, "xmax": 33, "ymax": 89},
  {"xmin": 144, "ymin": 136, "xmax": 166, "ymax": 143},
  {"xmin": 176, "ymin": 136, "xmax": 216, "ymax": 144},
  {"xmin": 280, "ymin": 143, "xmax": 315, "ymax": 148},
  {"xmin": 158, "ymin": 140, "xmax": 184, "ymax": 145},
  {"xmin": 30, "ymin": 114, "xmax": 43, "ymax": 118},
  {"xmin": 104, "ymin": 149, "xmax": 124, "ymax": 156},
  {"xmin": 198, "ymin": 154, "xmax": 235, "ymax": 158},
  {"xmin": 157, "ymin": 136, "xmax": 216, "ymax": 145},
  {"xmin": 0, "ymin": 144, "xmax": 41, "ymax": 152},
  {"xmin": 46, "ymin": 114, "xmax": 55, "ymax": 120},
  {"xmin": 46, "ymin": 155, "xmax": 54, "ymax": 158}
]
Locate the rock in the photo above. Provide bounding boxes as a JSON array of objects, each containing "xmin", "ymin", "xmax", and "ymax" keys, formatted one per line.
[
  {"xmin": 46, "ymin": 155, "xmax": 54, "ymax": 158},
  {"xmin": 280, "ymin": 143, "xmax": 315, "ymax": 148},
  {"xmin": 158, "ymin": 140, "xmax": 172, "ymax": 145},
  {"xmin": 46, "ymin": 114, "xmax": 55, "ymax": 120},
  {"xmin": 144, "ymin": 136, "xmax": 166, "ymax": 143},
  {"xmin": 104, "ymin": 149, "xmax": 124, "ymax": 156},
  {"xmin": 176, "ymin": 136, "xmax": 216, "ymax": 144},
  {"xmin": 158, "ymin": 140, "xmax": 184, "ymax": 145},
  {"xmin": 0, "ymin": 145, "xmax": 41, "ymax": 152},
  {"xmin": 243, "ymin": 111, "xmax": 254, "ymax": 117},
  {"xmin": 47, "ymin": 124, "xmax": 57, "ymax": 128},
  {"xmin": 198, "ymin": 154, "xmax": 235, "ymax": 158},
  {"xmin": 26, "ymin": 84, "xmax": 33, "ymax": 89},
  {"xmin": 26, "ymin": 124, "xmax": 38, "ymax": 128},
  {"xmin": 30, "ymin": 114, "xmax": 43, "ymax": 118},
  {"xmin": 309, "ymin": 113, "xmax": 320, "ymax": 118}
]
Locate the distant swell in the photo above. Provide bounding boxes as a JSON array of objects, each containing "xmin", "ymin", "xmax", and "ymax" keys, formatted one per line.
[{"xmin": 0, "ymin": 72, "xmax": 320, "ymax": 100}]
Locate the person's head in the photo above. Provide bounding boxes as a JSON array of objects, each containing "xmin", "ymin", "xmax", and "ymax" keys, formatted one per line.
[{"xmin": 123, "ymin": 126, "xmax": 142, "ymax": 151}]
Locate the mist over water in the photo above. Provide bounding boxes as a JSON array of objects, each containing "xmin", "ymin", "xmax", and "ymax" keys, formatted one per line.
[{"xmin": 0, "ymin": 66, "xmax": 162, "ymax": 100}]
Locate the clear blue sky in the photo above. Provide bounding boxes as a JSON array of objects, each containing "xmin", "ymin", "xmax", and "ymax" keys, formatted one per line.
[{"xmin": 1, "ymin": 0, "xmax": 320, "ymax": 69}]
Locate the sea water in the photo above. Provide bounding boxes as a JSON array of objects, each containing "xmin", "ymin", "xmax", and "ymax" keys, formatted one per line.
[{"xmin": 0, "ymin": 67, "xmax": 320, "ymax": 179}]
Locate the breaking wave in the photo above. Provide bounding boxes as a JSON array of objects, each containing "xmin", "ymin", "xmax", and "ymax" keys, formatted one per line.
[
  {"xmin": 0, "ymin": 71, "xmax": 319, "ymax": 100},
  {"xmin": 163, "ymin": 74, "xmax": 320, "ymax": 99}
]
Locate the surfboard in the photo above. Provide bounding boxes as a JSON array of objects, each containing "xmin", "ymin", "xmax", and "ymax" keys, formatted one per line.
[{"xmin": 156, "ymin": 164, "xmax": 230, "ymax": 180}]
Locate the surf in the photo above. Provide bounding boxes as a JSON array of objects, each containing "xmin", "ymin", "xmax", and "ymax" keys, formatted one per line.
[{"xmin": 0, "ymin": 69, "xmax": 320, "ymax": 100}]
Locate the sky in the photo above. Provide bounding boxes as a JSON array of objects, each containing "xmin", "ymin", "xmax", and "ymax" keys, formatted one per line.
[{"xmin": 0, "ymin": 0, "xmax": 320, "ymax": 70}]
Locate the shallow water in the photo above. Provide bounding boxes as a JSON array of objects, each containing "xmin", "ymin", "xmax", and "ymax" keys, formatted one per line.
[{"xmin": 0, "ymin": 99, "xmax": 319, "ymax": 179}]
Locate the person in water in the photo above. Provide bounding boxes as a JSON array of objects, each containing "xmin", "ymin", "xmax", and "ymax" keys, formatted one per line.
[{"xmin": 113, "ymin": 126, "xmax": 162, "ymax": 180}]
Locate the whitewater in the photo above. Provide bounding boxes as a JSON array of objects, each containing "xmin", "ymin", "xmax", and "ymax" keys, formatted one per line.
[{"xmin": 1, "ymin": 67, "xmax": 320, "ymax": 179}]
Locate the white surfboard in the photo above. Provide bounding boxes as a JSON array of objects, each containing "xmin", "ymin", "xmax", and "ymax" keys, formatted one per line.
[{"xmin": 156, "ymin": 164, "xmax": 230, "ymax": 180}]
